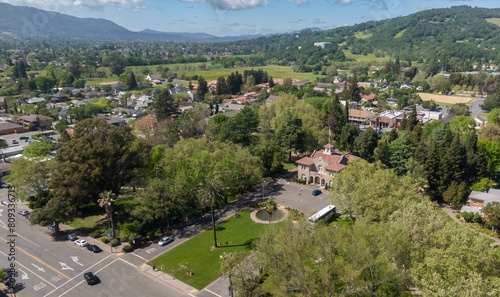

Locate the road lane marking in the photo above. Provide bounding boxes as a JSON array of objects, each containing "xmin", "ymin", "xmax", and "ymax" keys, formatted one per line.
[
  {"xmin": 43, "ymin": 255, "xmax": 112, "ymax": 297},
  {"xmin": 0, "ymin": 249, "xmax": 56, "ymax": 288},
  {"xmin": 205, "ymin": 288, "xmax": 223, "ymax": 297},
  {"xmin": 70, "ymin": 256, "xmax": 84, "ymax": 266},
  {"xmin": 0, "ymin": 223, "xmax": 41, "ymax": 247},
  {"xmin": 119, "ymin": 258, "xmax": 137, "ymax": 268},
  {"xmin": 57, "ymin": 258, "xmax": 120, "ymax": 297},
  {"xmin": 31, "ymin": 263, "xmax": 46, "ymax": 272},
  {"xmin": 130, "ymin": 252, "xmax": 148, "ymax": 261},
  {"xmin": 59, "ymin": 262, "xmax": 74, "ymax": 271},
  {"xmin": 0, "ymin": 235, "xmax": 69, "ymax": 278}
]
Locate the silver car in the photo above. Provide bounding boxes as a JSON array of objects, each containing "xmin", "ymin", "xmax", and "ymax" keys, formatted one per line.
[{"xmin": 158, "ymin": 236, "xmax": 174, "ymax": 246}]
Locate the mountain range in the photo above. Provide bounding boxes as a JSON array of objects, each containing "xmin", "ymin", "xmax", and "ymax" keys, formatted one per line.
[{"xmin": 0, "ymin": 3, "xmax": 263, "ymax": 43}]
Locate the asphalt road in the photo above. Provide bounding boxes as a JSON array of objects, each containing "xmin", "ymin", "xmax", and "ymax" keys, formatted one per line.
[{"xmin": 0, "ymin": 188, "xmax": 188, "ymax": 297}]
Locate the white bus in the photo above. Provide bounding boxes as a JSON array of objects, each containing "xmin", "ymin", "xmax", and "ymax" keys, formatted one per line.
[{"xmin": 308, "ymin": 205, "xmax": 336, "ymax": 226}]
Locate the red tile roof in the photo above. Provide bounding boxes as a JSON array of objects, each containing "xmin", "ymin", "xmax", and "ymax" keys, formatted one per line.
[
  {"xmin": 296, "ymin": 157, "xmax": 315, "ymax": 165},
  {"xmin": 325, "ymin": 163, "xmax": 346, "ymax": 171}
]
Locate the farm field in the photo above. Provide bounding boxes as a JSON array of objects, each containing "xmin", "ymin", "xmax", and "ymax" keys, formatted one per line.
[
  {"xmin": 418, "ymin": 92, "xmax": 474, "ymax": 105},
  {"xmin": 182, "ymin": 65, "xmax": 319, "ymax": 82}
]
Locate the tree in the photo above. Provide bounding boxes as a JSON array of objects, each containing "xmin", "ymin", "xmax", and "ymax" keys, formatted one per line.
[
  {"xmin": 98, "ymin": 191, "xmax": 117, "ymax": 239},
  {"xmin": 67, "ymin": 55, "xmax": 82, "ymax": 79},
  {"xmin": 264, "ymin": 197, "xmax": 277, "ymax": 224},
  {"xmin": 133, "ymin": 178, "xmax": 177, "ymax": 231},
  {"xmin": 107, "ymin": 51, "xmax": 126, "ymax": 76},
  {"xmin": 354, "ymin": 127, "xmax": 378, "ymax": 161},
  {"xmin": 198, "ymin": 176, "xmax": 226, "ymax": 248},
  {"xmin": 274, "ymin": 113, "xmax": 305, "ymax": 162},
  {"xmin": 197, "ymin": 76, "xmax": 208, "ymax": 100},
  {"xmin": 338, "ymin": 124, "xmax": 360, "ymax": 152},
  {"xmin": 4, "ymin": 158, "xmax": 54, "ymax": 201},
  {"xmin": 216, "ymin": 76, "xmax": 228, "ymax": 95},
  {"xmin": 22, "ymin": 140, "xmax": 53, "ymax": 158},
  {"xmin": 30, "ymin": 195, "xmax": 77, "ymax": 233},
  {"xmin": 49, "ymin": 118, "xmax": 146, "ymax": 207},
  {"xmin": 35, "ymin": 75, "xmax": 56, "ymax": 92},
  {"xmin": 483, "ymin": 202, "xmax": 500, "ymax": 231},
  {"xmin": 442, "ymin": 181, "xmax": 468, "ymax": 208},
  {"xmin": 119, "ymin": 69, "xmax": 137, "ymax": 90},
  {"xmin": 153, "ymin": 88, "xmax": 179, "ymax": 121}
]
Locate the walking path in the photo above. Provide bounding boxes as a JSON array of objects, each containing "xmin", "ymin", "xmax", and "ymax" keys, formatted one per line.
[{"xmin": 441, "ymin": 206, "xmax": 500, "ymax": 248}]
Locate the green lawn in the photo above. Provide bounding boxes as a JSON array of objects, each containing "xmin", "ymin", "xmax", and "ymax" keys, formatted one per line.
[{"xmin": 148, "ymin": 210, "xmax": 266, "ymax": 289}]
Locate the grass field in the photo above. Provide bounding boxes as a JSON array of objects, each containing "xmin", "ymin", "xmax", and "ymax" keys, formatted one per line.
[
  {"xmin": 182, "ymin": 65, "xmax": 319, "ymax": 82},
  {"xmin": 343, "ymin": 51, "xmax": 389, "ymax": 64},
  {"xmin": 418, "ymin": 92, "xmax": 474, "ymax": 104},
  {"xmin": 486, "ymin": 18, "xmax": 500, "ymax": 26},
  {"xmin": 148, "ymin": 210, "xmax": 266, "ymax": 289}
]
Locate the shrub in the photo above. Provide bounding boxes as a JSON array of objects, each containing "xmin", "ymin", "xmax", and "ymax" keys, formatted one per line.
[
  {"xmin": 122, "ymin": 244, "xmax": 134, "ymax": 253},
  {"xmin": 293, "ymin": 176, "xmax": 306, "ymax": 184},
  {"xmin": 461, "ymin": 212, "xmax": 483, "ymax": 224},
  {"xmin": 147, "ymin": 230, "xmax": 156, "ymax": 239},
  {"xmin": 110, "ymin": 238, "xmax": 121, "ymax": 247},
  {"xmin": 89, "ymin": 230, "xmax": 103, "ymax": 238},
  {"xmin": 101, "ymin": 237, "xmax": 110, "ymax": 244}
]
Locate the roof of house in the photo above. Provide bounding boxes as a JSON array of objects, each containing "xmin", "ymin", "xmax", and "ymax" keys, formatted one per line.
[
  {"xmin": 0, "ymin": 122, "xmax": 24, "ymax": 131},
  {"xmin": 325, "ymin": 163, "xmax": 346, "ymax": 172},
  {"xmin": 468, "ymin": 190, "xmax": 500, "ymax": 205},
  {"xmin": 296, "ymin": 157, "xmax": 315, "ymax": 165},
  {"xmin": 349, "ymin": 109, "xmax": 373, "ymax": 119},
  {"xmin": 362, "ymin": 94, "xmax": 376, "ymax": 100},
  {"xmin": 19, "ymin": 114, "xmax": 53, "ymax": 123}
]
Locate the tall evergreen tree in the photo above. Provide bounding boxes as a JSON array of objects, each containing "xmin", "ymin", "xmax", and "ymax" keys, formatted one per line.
[
  {"xmin": 153, "ymin": 88, "xmax": 179, "ymax": 121},
  {"xmin": 197, "ymin": 76, "xmax": 208, "ymax": 100}
]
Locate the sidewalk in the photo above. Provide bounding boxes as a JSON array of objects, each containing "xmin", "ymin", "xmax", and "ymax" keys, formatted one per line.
[{"xmin": 139, "ymin": 263, "xmax": 199, "ymax": 294}]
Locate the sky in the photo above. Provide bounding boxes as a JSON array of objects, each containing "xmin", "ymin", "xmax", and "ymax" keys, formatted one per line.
[{"xmin": 0, "ymin": 0, "xmax": 498, "ymax": 36}]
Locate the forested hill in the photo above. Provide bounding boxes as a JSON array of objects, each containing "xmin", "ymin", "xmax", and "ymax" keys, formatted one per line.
[{"xmin": 232, "ymin": 6, "xmax": 500, "ymax": 62}]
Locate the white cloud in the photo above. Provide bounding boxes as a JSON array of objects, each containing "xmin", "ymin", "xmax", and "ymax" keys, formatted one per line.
[
  {"xmin": 290, "ymin": 0, "xmax": 308, "ymax": 4},
  {"xmin": 0, "ymin": 0, "xmax": 144, "ymax": 11},
  {"xmin": 181, "ymin": 0, "xmax": 267, "ymax": 10}
]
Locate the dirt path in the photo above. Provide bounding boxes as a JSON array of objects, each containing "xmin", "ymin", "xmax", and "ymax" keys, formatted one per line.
[{"xmin": 441, "ymin": 206, "xmax": 500, "ymax": 248}]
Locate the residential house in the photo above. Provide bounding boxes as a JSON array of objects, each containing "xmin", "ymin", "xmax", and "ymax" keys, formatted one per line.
[
  {"xmin": 474, "ymin": 116, "xmax": 487, "ymax": 130},
  {"xmin": 370, "ymin": 110, "xmax": 406, "ymax": 130},
  {"xmin": 460, "ymin": 189, "xmax": 500, "ymax": 214},
  {"xmin": 17, "ymin": 114, "xmax": 53, "ymax": 130},
  {"xmin": 349, "ymin": 109, "xmax": 374, "ymax": 125},
  {"xmin": 296, "ymin": 144, "xmax": 359, "ymax": 187},
  {"xmin": 0, "ymin": 121, "xmax": 28, "ymax": 135},
  {"xmin": 313, "ymin": 42, "xmax": 332, "ymax": 49},
  {"xmin": 146, "ymin": 74, "xmax": 165, "ymax": 85}
]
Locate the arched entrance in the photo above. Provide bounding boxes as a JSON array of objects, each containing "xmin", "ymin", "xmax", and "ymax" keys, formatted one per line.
[{"xmin": 315, "ymin": 176, "xmax": 320, "ymax": 185}]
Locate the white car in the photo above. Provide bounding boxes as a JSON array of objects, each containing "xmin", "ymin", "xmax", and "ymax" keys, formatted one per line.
[
  {"xmin": 158, "ymin": 236, "xmax": 174, "ymax": 246},
  {"xmin": 75, "ymin": 239, "xmax": 89, "ymax": 247}
]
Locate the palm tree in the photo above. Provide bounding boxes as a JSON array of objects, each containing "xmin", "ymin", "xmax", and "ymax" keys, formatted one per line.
[
  {"xmin": 198, "ymin": 178, "xmax": 225, "ymax": 248},
  {"xmin": 98, "ymin": 190, "xmax": 117, "ymax": 239},
  {"xmin": 264, "ymin": 197, "xmax": 277, "ymax": 224}
]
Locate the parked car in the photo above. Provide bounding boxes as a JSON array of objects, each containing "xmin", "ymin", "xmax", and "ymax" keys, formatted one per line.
[
  {"xmin": 18, "ymin": 210, "xmax": 30, "ymax": 216},
  {"xmin": 47, "ymin": 224, "xmax": 56, "ymax": 232},
  {"xmin": 312, "ymin": 189, "xmax": 322, "ymax": 196},
  {"xmin": 158, "ymin": 236, "xmax": 174, "ymax": 246},
  {"xmin": 83, "ymin": 272, "xmax": 100, "ymax": 285},
  {"xmin": 67, "ymin": 234, "xmax": 78, "ymax": 241},
  {"xmin": 86, "ymin": 245, "xmax": 102, "ymax": 253},
  {"xmin": 11, "ymin": 139, "xmax": 18, "ymax": 144},
  {"xmin": 19, "ymin": 136, "xmax": 29, "ymax": 141},
  {"xmin": 75, "ymin": 239, "xmax": 89, "ymax": 247}
]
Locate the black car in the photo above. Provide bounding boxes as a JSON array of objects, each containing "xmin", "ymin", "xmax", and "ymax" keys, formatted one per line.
[
  {"xmin": 67, "ymin": 234, "xmax": 78, "ymax": 241},
  {"xmin": 19, "ymin": 136, "xmax": 29, "ymax": 141},
  {"xmin": 86, "ymin": 245, "xmax": 102, "ymax": 253},
  {"xmin": 84, "ymin": 272, "xmax": 100, "ymax": 285}
]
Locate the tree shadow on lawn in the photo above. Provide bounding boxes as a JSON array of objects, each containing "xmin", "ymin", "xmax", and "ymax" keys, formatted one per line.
[{"xmin": 219, "ymin": 238, "xmax": 255, "ymax": 249}]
